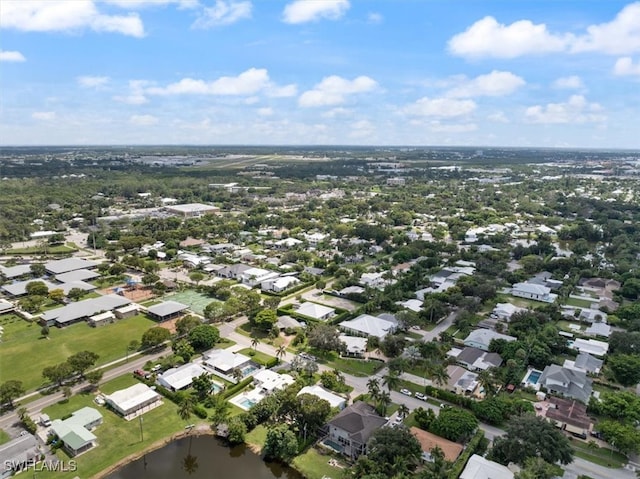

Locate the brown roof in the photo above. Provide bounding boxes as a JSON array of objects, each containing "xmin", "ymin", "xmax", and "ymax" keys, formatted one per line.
[
  {"xmin": 179, "ymin": 237, "xmax": 205, "ymax": 247},
  {"xmin": 410, "ymin": 427, "xmax": 463, "ymax": 462},
  {"xmin": 545, "ymin": 397, "xmax": 593, "ymax": 430}
]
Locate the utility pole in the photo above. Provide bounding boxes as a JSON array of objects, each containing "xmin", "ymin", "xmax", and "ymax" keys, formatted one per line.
[{"xmin": 139, "ymin": 415, "xmax": 144, "ymax": 442}]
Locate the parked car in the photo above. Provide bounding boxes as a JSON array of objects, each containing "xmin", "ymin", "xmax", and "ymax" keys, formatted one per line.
[
  {"xmin": 151, "ymin": 364, "xmax": 162, "ymax": 372},
  {"xmin": 415, "ymin": 392, "xmax": 426, "ymax": 401},
  {"xmin": 400, "ymin": 388, "xmax": 412, "ymax": 396}
]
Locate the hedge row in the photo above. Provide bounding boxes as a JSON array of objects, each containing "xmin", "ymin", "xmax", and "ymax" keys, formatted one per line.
[
  {"xmin": 424, "ymin": 385, "xmax": 474, "ymax": 409},
  {"xmin": 221, "ymin": 377, "xmax": 254, "ymax": 400},
  {"xmin": 448, "ymin": 429, "xmax": 487, "ymax": 479}
]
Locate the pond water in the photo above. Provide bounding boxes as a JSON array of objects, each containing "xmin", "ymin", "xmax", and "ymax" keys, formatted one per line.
[{"xmin": 106, "ymin": 435, "xmax": 303, "ymax": 479}]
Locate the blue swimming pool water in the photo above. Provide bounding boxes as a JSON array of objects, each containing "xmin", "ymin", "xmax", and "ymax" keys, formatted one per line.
[
  {"xmin": 527, "ymin": 371, "xmax": 541, "ymax": 384},
  {"xmin": 239, "ymin": 398, "xmax": 257, "ymax": 409}
]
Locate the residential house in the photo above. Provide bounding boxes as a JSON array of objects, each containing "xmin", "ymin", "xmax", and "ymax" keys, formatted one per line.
[
  {"xmin": 511, "ymin": 282, "xmax": 557, "ymax": 303},
  {"xmin": 585, "ymin": 322, "xmax": 611, "ymax": 338},
  {"xmin": 446, "ymin": 365, "xmax": 483, "ymax": 398},
  {"xmin": 105, "ymin": 383, "xmax": 162, "ymax": 420},
  {"xmin": 543, "ymin": 396, "xmax": 594, "ymax": 438},
  {"xmin": 295, "ymin": 302, "xmax": 336, "ymax": 321},
  {"xmin": 202, "ymin": 349, "xmax": 255, "ymax": 383},
  {"xmin": 463, "ymin": 329, "xmax": 516, "ymax": 352},
  {"xmin": 252, "ymin": 370, "xmax": 294, "ymax": 395},
  {"xmin": 569, "ymin": 338, "xmax": 609, "ymax": 357},
  {"xmin": 455, "ymin": 347, "xmax": 503, "ymax": 372},
  {"xmin": 276, "ymin": 315, "xmax": 303, "ymax": 331},
  {"xmin": 50, "ymin": 407, "xmax": 102, "ymax": 456},
  {"xmin": 491, "ymin": 303, "xmax": 526, "ymax": 322},
  {"xmin": 298, "ymin": 385, "xmax": 347, "ymax": 410},
  {"xmin": 261, "ymin": 276, "xmax": 300, "ymax": 293},
  {"xmin": 339, "ymin": 314, "xmax": 397, "ymax": 339},
  {"xmin": 358, "ymin": 272, "xmax": 390, "ymax": 290},
  {"xmin": 274, "ymin": 237, "xmax": 303, "ymax": 249},
  {"xmin": 339, "ymin": 335, "xmax": 367, "ymax": 357},
  {"xmin": 240, "ymin": 267, "xmax": 280, "ymax": 287},
  {"xmin": 459, "ymin": 454, "xmax": 514, "ymax": 479},
  {"xmin": 157, "ymin": 363, "xmax": 208, "ymax": 391},
  {"xmin": 217, "ymin": 263, "xmax": 251, "ymax": 280},
  {"xmin": 396, "ymin": 299, "xmax": 423, "ymax": 313},
  {"xmin": 409, "ymin": 427, "xmax": 463, "ymax": 463},
  {"xmin": 0, "ymin": 434, "xmax": 40, "ymax": 479},
  {"xmin": 321, "ymin": 401, "xmax": 387, "ymax": 460},
  {"xmin": 539, "ymin": 364, "xmax": 593, "ymax": 404},
  {"xmin": 563, "ymin": 353, "xmax": 603, "ymax": 375}
]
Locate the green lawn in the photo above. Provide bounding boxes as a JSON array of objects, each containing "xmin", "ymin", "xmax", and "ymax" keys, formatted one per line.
[
  {"xmin": 0, "ymin": 429, "xmax": 10, "ymax": 445},
  {"xmin": 0, "ymin": 315, "xmax": 156, "ymax": 391},
  {"xmin": 237, "ymin": 348, "xmax": 277, "ymax": 366},
  {"xmin": 565, "ymin": 297, "xmax": 595, "ymax": 308},
  {"xmin": 292, "ymin": 448, "xmax": 348, "ymax": 479},
  {"xmin": 98, "ymin": 374, "xmax": 139, "ymax": 395},
  {"xmin": 312, "ymin": 351, "xmax": 384, "ymax": 377},
  {"xmin": 245, "ymin": 424, "xmax": 268, "ymax": 451},
  {"xmin": 36, "ymin": 377, "xmax": 191, "ymax": 479},
  {"xmin": 571, "ymin": 440, "xmax": 627, "ymax": 468}
]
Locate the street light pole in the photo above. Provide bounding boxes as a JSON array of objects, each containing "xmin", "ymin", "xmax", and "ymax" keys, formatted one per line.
[{"xmin": 139, "ymin": 416, "xmax": 144, "ymax": 442}]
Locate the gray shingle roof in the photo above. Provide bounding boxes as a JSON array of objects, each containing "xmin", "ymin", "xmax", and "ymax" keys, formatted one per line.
[{"xmin": 327, "ymin": 401, "xmax": 387, "ymax": 444}]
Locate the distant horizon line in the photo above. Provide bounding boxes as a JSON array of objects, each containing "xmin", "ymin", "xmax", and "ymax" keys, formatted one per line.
[{"xmin": 1, "ymin": 144, "xmax": 639, "ymax": 152}]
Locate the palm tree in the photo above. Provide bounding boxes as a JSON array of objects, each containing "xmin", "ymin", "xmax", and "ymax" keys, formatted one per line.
[
  {"xmin": 398, "ymin": 403, "xmax": 410, "ymax": 419},
  {"xmin": 431, "ymin": 365, "xmax": 449, "ymax": 388},
  {"xmin": 332, "ymin": 368, "xmax": 344, "ymax": 383},
  {"xmin": 178, "ymin": 392, "xmax": 196, "ymax": 422},
  {"xmin": 367, "ymin": 378, "xmax": 380, "ymax": 400},
  {"xmin": 478, "ymin": 369, "xmax": 496, "ymax": 397},
  {"xmin": 231, "ymin": 368, "xmax": 244, "ymax": 383},
  {"xmin": 275, "ymin": 345, "xmax": 286, "ymax": 362},
  {"xmin": 376, "ymin": 390, "xmax": 391, "ymax": 416},
  {"xmin": 383, "ymin": 371, "xmax": 401, "ymax": 393},
  {"xmin": 251, "ymin": 336, "xmax": 259, "ymax": 351},
  {"xmin": 209, "ymin": 394, "xmax": 231, "ymax": 427}
]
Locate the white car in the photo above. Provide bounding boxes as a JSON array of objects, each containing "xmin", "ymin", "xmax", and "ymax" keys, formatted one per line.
[
  {"xmin": 415, "ymin": 392, "xmax": 426, "ymax": 401},
  {"xmin": 400, "ymin": 388, "xmax": 412, "ymax": 396}
]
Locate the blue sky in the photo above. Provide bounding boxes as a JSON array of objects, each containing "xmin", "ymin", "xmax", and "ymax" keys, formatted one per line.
[{"xmin": 1, "ymin": 0, "xmax": 640, "ymax": 148}]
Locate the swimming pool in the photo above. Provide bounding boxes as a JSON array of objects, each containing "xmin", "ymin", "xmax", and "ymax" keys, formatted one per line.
[
  {"xmin": 239, "ymin": 397, "xmax": 257, "ymax": 409},
  {"xmin": 241, "ymin": 365, "xmax": 259, "ymax": 377},
  {"xmin": 528, "ymin": 371, "xmax": 541, "ymax": 384},
  {"xmin": 322, "ymin": 439, "xmax": 343, "ymax": 453}
]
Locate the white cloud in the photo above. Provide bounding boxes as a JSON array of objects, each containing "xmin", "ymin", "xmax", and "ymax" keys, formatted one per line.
[
  {"xmin": 0, "ymin": 0, "xmax": 145, "ymax": 37},
  {"xmin": 614, "ymin": 57, "xmax": 640, "ymax": 76},
  {"xmin": 322, "ymin": 107, "xmax": 352, "ymax": 118},
  {"xmin": 114, "ymin": 80, "xmax": 150, "ymax": 104},
  {"xmin": 525, "ymin": 95, "xmax": 606, "ymax": 124},
  {"xmin": 146, "ymin": 68, "xmax": 275, "ymax": 96},
  {"xmin": 32, "ymin": 111, "xmax": 56, "ymax": 121},
  {"xmin": 77, "ymin": 75, "xmax": 110, "ymax": 88},
  {"xmin": 449, "ymin": 3, "xmax": 640, "ymax": 59},
  {"xmin": 257, "ymin": 107, "xmax": 273, "ymax": 117},
  {"xmin": 105, "ymin": 0, "xmax": 199, "ymax": 9},
  {"xmin": 487, "ymin": 112, "xmax": 508, "ymax": 123},
  {"xmin": 129, "ymin": 114, "xmax": 159, "ymax": 126},
  {"xmin": 298, "ymin": 75, "xmax": 377, "ymax": 107},
  {"xmin": 446, "ymin": 70, "xmax": 525, "ymax": 98},
  {"xmin": 403, "ymin": 97, "xmax": 476, "ymax": 118},
  {"xmin": 267, "ymin": 83, "xmax": 298, "ymax": 98},
  {"xmin": 571, "ymin": 3, "xmax": 640, "ymax": 55},
  {"xmin": 192, "ymin": 1, "xmax": 252, "ymax": 29},
  {"xmin": 367, "ymin": 12, "xmax": 383, "ymax": 24},
  {"xmin": 282, "ymin": 0, "xmax": 349, "ymax": 24},
  {"xmin": 0, "ymin": 50, "xmax": 26, "ymax": 62},
  {"xmin": 553, "ymin": 75, "xmax": 584, "ymax": 89},
  {"xmin": 349, "ymin": 119, "xmax": 375, "ymax": 139},
  {"xmin": 448, "ymin": 16, "xmax": 568, "ymax": 59}
]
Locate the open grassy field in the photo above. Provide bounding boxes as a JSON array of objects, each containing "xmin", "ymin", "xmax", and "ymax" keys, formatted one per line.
[
  {"xmin": 36, "ymin": 377, "xmax": 190, "ymax": 479},
  {"xmin": 308, "ymin": 349, "xmax": 384, "ymax": 377},
  {"xmin": 237, "ymin": 348, "xmax": 277, "ymax": 366},
  {"xmin": 0, "ymin": 314, "xmax": 156, "ymax": 391},
  {"xmin": 4, "ymin": 244, "xmax": 78, "ymax": 255},
  {"xmin": 292, "ymin": 447, "xmax": 348, "ymax": 479}
]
